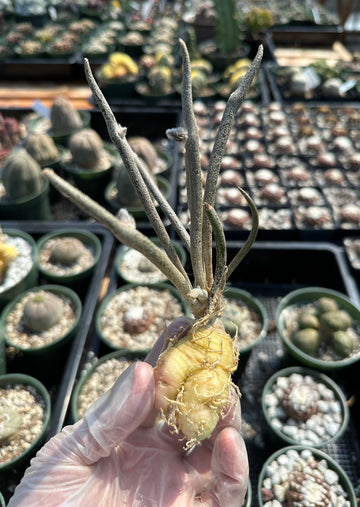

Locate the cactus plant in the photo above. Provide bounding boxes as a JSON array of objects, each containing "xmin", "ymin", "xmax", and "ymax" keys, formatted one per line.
[
  {"xmin": 293, "ymin": 328, "xmax": 321, "ymax": 356},
  {"xmin": 99, "ymin": 52, "xmax": 139, "ymax": 81},
  {"xmin": 0, "ymin": 403, "xmax": 23, "ymax": 444},
  {"xmin": 128, "ymin": 137, "xmax": 159, "ymax": 173},
  {"xmin": 25, "ymin": 133, "xmax": 60, "ymax": 166},
  {"xmin": 0, "ymin": 236, "xmax": 18, "ymax": 285},
  {"xmin": 50, "ymin": 97, "xmax": 83, "ymax": 136},
  {"xmin": 147, "ymin": 65, "xmax": 173, "ymax": 95},
  {"xmin": 1, "ymin": 148, "xmax": 43, "ymax": 200},
  {"xmin": 67, "ymin": 129, "xmax": 110, "ymax": 171},
  {"xmin": 22, "ymin": 290, "xmax": 64, "ymax": 333},
  {"xmin": 213, "ymin": 0, "xmax": 242, "ymax": 54},
  {"xmin": 49, "ymin": 237, "xmax": 86, "ymax": 266}
]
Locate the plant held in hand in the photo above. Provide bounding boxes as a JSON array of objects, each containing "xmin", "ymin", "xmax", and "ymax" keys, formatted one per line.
[{"xmin": 44, "ymin": 39, "xmax": 263, "ymax": 448}]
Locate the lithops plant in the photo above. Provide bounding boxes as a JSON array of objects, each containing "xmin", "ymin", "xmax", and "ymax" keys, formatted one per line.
[
  {"xmin": 25, "ymin": 132, "xmax": 60, "ymax": 166},
  {"xmin": 50, "ymin": 96, "xmax": 83, "ymax": 136},
  {"xmin": 67, "ymin": 129, "xmax": 113, "ymax": 171},
  {"xmin": 1, "ymin": 148, "xmax": 43, "ymax": 200},
  {"xmin": 22, "ymin": 290, "xmax": 64, "ymax": 333}
]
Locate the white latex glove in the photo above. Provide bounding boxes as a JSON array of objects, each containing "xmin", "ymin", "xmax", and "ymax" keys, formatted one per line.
[{"xmin": 9, "ymin": 317, "xmax": 249, "ymax": 506}]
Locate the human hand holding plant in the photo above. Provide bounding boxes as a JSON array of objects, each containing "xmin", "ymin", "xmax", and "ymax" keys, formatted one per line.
[{"xmin": 9, "ymin": 316, "xmax": 249, "ymax": 507}]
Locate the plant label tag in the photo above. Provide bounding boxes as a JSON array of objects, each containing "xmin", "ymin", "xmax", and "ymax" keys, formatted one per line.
[
  {"xmin": 32, "ymin": 99, "xmax": 51, "ymax": 119},
  {"xmin": 303, "ymin": 67, "xmax": 321, "ymax": 89},
  {"xmin": 340, "ymin": 79, "xmax": 357, "ymax": 95}
]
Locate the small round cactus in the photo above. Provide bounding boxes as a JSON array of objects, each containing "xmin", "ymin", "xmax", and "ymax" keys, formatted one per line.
[
  {"xmin": 128, "ymin": 136, "xmax": 158, "ymax": 173},
  {"xmin": 0, "ymin": 403, "xmax": 23, "ymax": 444},
  {"xmin": 317, "ymin": 297, "xmax": 338, "ymax": 314},
  {"xmin": 68, "ymin": 129, "xmax": 108, "ymax": 170},
  {"xmin": 122, "ymin": 306, "xmax": 154, "ymax": 334},
  {"xmin": 191, "ymin": 69, "xmax": 208, "ymax": 95},
  {"xmin": 281, "ymin": 382, "xmax": 319, "ymax": 421},
  {"xmin": 293, "ymin": 328, "xmax": 321, "ymax": 356},
  {"xmin": 298, "ymin": 311, "xmax": 319, "ymax": 330},
  {"xmin": 50, "ymin": 96, "xmax": 83, "ymax": 135},
  {"xmin": 23, "ymin": 290, "xmax": 64, "ymax": 333},
  {"xmin": 319, "ymin": 310, "xmax": 353, "ymax": 334},
  {"xmin": 25, "ymin": 132, "xmax": 60, "ymax": 166},
  {"xmin": 49, "ymin": 237, "xmax": 86, "ymax": 266},
  {"xmin": 1, "ymin": 148, "xmax": 43, "ymax": 200},
  {"xmin": 332, "ymin": 330, "xmax": 357, "ymax": 357},
  {"xmin": 147, "ymin": 65, "xmax": 172, "ymax": 94}
]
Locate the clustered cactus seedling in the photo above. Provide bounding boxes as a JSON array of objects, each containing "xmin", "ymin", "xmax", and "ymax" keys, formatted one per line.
[
  {"xmin": 43, "ymin": 40, "xmax": 263, "ymax": 450},
  {"xmin": 99, "ymin": 52, "xmax": 139, "ymax": 81},
  {"xmin": 25, "ymin": 133, "xmax": 60, "ymax": 166},
  {"xmin": 50, "ymin": 96, "xmax": 83, "ymax": 136},
  {"xmin": 292, "ymin": 296, "xmax": 358, "ymax": 358},
  {"xmin": 1, "ymin": 148, "xmax": 43, "ymax": 200},
  {"xmin": 22, "ymin": 290, "xmax": 64, "ymax": 333}
]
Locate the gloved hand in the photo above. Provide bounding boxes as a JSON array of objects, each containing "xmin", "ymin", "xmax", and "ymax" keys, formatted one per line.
[{"xmin": 9, "ymin": 317, "xmax": 249, "ymax": 507}]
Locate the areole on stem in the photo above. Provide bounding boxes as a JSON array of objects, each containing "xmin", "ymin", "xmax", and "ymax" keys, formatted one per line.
[{"xmin": 43, "ymin": 39, "xmax": 263, "ymax": 446}]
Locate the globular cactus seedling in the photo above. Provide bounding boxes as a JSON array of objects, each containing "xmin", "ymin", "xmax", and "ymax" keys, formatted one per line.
[
  {"xmin": 25, "ymin": 132, "xmax": 60, "ymax": 166},
  {"xmin": 1, "ymin": 148, "xmax": 43, "ymax": 200},
  {"xmin": 23, "ymin": 290, "xmax": 64, "ymax": 333},
  {"xmin": 128, "ymin": 136, "xmax": 159, "ymax": 173},
  {"xmin": 50, "ymin": 96, "xmax": 83, "ymax": 135},
  {"xmin": 43, "ymin": 40, "xmax": 263, "ymax": 449},
  {"xmin": 0, "ymin": 402, "xmax": 23, "ymax": 444},
  {"xmin": 49, "ymin": 237, "xmax": 86, "ymax": 266},
  {"xmin": 68, "ymin": 128, "xmax": 109, "ymax": 170}
]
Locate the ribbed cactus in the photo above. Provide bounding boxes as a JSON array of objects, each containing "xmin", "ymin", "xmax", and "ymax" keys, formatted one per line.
[
  {"xmin": 50, "ymin": 96, "xmax": 83, "ymax": 135},
  {"xmin": 1, "ymin": 148, "xmax": 43, "ymax": 199},
  {"xmin": 50, "ymin": 237, "xmax": 86, "ymax": 266},
  {"xmin": 115, "ymin": 165, "xmax": 142, "ymax": 207},
  {"xmin": 23, "ymin": 290, "xmax": 63, "ymax": 333},
  {"xmin": 25, "ymin": 132, "xmax": 60, "ymax": 166},
  {"xmin": 213, "ymin": 0, "xmax": 241, "ymax": 54},
  {"xmin": 148, "ymin": 65, "xmax": 172, "ymax": 94},
  {"xmin": 128, "ymin": 136, "xmax": 158, "ymax": 172},
  {"xmin": 68, "ymin": 129, "xmax": 105, "ymax": 170}
]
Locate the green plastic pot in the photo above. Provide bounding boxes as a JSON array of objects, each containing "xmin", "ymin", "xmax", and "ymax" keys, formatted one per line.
[
  {"xmin": 71, "ymin": 349, "xmax": 145, "ymax": 422},
  {"xmin": 0, "ymin": 174, "xmax": 51, "ymax": 220},
  {"xmin": 1, "ymin": 284, "xmax": 82, "ymax": 359},
  {"xmin": 60, "ymin": 143, "xmax": 118, "ymax": 202},
  {"xmin": 0, "ymin": 229, "xmax": 38, "ymax": 311},
  {"xmin": 257, "ymin": 445, "xmax": 357, "ymax": 506},
  {"xmin": 104, "ymin": 175, "xmax": 171, "ymax": 219},
  {"xmin": 222, "ymin": 287, "xmax": 268, "ymax": 376},
  {"xmin": 115, "ymin": 237, "xmax": 186, "ymax": 285},
  {"xmin": 96, "ymin": 282, "xmax": 190, "ymax": 353},
  {"xmin": 276, "ymin": 287, "xmax": 360, "ymax": 371},
  {"xmin": 0, "ymin": 373, "xmax": 51, "ymax": 472},
  {"xmin": 262, "ymin": 366, "xmax": 350, "ymax": 448},
  {"xmin": 37, "ymin": 228, "xmax": 102, "ymax": 289}
]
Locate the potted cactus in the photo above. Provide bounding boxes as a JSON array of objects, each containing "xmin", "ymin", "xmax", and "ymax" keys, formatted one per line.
[
  {"xmin": 0, "ymin": 148, "xmax": 51, "ymax": 220},
  {"xmin": 96, "ymin": 52, "xmax": 141, "ymax": 98},
  {"xmin": 0, "ymin": 373, "xmax": 51, "ymax": 473},
  {"xmin": 49, "ymin": 96, "xmax": 91, "ymax": 145},
  {"xmin": 36, "ymin": 228, "xmax": 102, "ymax": 291},
  {"xmin": 60, "ymin": 128, "xmax": 118, "ymax": 202},
  {"xmin": 0, "ymin": 284, "xmax": 82, "ymax": 362},
  {"xmin": 136, "ymin": 63, "xmax": 177, "ymax": 100},
  {"xmin": 24, "ymin": 132, "xmax": 61, "ymax": 169},
  {"xmin": 0, "ymin": 228, "xmax": 38, "ymax": 311}
]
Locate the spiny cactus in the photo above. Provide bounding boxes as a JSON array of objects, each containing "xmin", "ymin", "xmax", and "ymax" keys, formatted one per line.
[
  {"xmin": 213, "ymin": 0, "xmax": 241, "ymax": 54},
  {"xmin": 49, "ymin": 237, "xmax": 86, "ymax": 266},
  {"xmin": 50, "ymin": 96, "xmax": 83, "ymax": 135},
  {"xmin": 1, "ymin": 148, "xmax": 43, "ymax": 200},
  {"xmin": 147, "ymin": 65, "xmax": 173, "ymax": 94},
  {"xmin": 25, "ymin": 132, "xmax": 60, "ymax": 166},
  {"xmin": 22, "ymin": 290, "xmax": 64, "ymax": 333},
  {"xmin": 68, "ymin": 129, "xmax": 108, "ymax": 170}
]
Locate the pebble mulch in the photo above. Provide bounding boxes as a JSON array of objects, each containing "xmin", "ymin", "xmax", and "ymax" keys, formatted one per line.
[
  {"xmin": 118, "ymin": 248, "xmax": 167, "ymax": 284},
  {"xmin": 99, "ymin": 285, "xmax": 185, "ymax": 350},
  {"xmin": 260, "ymin": 448, "xmax": 352, "ymax": 506},
  {"xmin": 76, "ymin": 357, "xmax": 135, "ymax": 419},
  {"xmin": 0, "ymin": 384, "xmax": 45, "ymax": 465},
  {"xmin": 263, "ymin": 372, "xmax": 344, "ymax": 446},
  {"xmin": 4, "ymin": 291, "xmax": 77, "ymax": 349},
  {"xmin": 0, "ymin": 235, "xmax": 33, "ymax": 294},
  {"xmin": 223, "ymin": 296, "xmax": 263, "ymax": 351}
]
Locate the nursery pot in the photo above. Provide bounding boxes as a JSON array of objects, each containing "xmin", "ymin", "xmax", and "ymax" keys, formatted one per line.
[
  {"xmin": 0, "ymin": 229, "xmax": 38, "ymax": 311},
  {"xmin": 0, "ymin": 175, "xmax": 51, "ymax": 220},
  {"xmin": 257, "ymin": 445, "xmax": 357, "ymax": 506},
  {"xmin": 261, "ymin": 366, "xmax": 350, "ymax": 448},
  {"xmin": 1, "ymin": 284, "xmax": 82, "ymax": 362},
  {"xmin": 37, "ymin": 228, "xmax": 102, "ymax": 291},
  {"xmin": 0, "ymin": 373, "xmax": 51, "ymax": 472},
  {"xmin": 276, "ymin": 286, "xmax": 360, "ymax": 371},
  {"xmin": 71, "ymin": 349, "xmax": 146, "ymax": 422}
]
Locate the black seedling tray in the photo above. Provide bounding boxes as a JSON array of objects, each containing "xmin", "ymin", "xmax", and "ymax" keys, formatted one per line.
[
  {"xmin": 226, "ymin": 241, "xmax": 360, "ymax": 505},
  {"xmin": 0, "ymin": 220, "xmax": 115, "ymax": 502}
]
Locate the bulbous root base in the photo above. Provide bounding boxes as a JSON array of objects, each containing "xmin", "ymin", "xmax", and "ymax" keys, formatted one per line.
[{"xmin": 153, "ymin": 316, "xmax": 240, "ymax": 449}]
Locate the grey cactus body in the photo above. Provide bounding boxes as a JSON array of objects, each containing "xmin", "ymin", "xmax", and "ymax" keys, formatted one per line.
[
  {"xmin": 1, "ymin": 148, "xmax": 43, "ymax": 199},
  {"xmin": 50, "ymin": 96, "xmax": 83, "ymax": 135},
  {"xmin": 23, "ymin": 291, "xmax": 64, "ymax": 333},
  {"xmin": 25, "ymin": 133, "xmax": 60, "ymax": 165}
]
